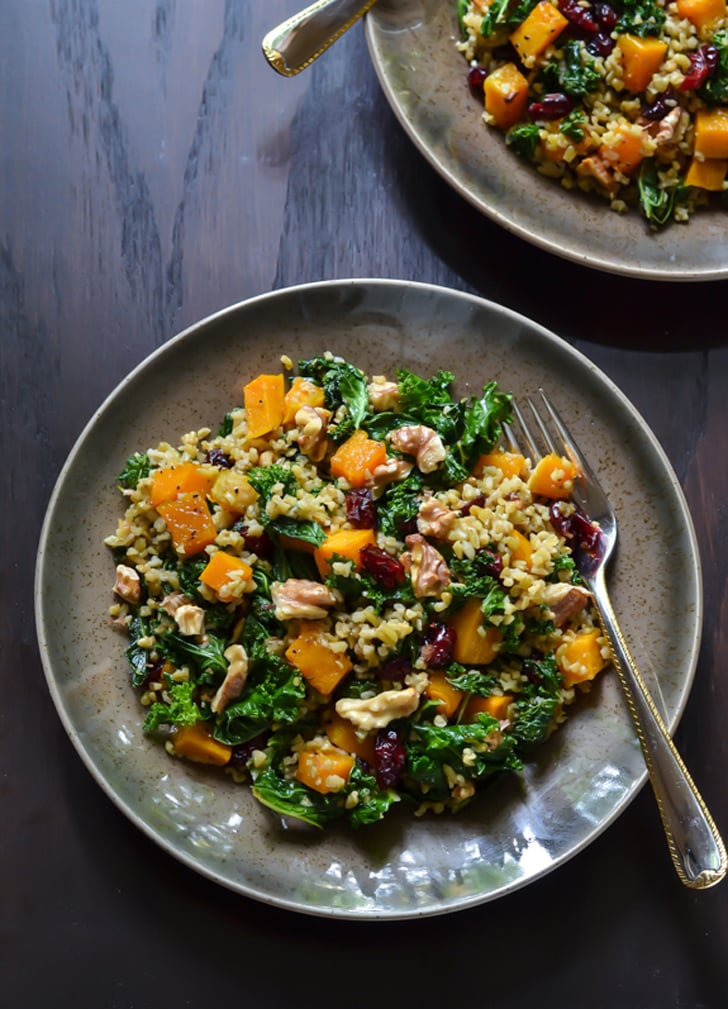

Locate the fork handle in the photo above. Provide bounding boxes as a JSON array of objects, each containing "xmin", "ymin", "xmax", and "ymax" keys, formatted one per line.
[
  {"xmin": 261, "ymin": 0, "xmax": 378, "ymax": 76},
  {"xmin": 593, "ymin": 574, "xmax": 726, "ymax": 888}
]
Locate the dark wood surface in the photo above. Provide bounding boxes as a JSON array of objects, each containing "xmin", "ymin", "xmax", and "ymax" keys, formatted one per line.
[{"xmin": 3, "ymin": 3, "xmax": 727, "ymax": 1006}]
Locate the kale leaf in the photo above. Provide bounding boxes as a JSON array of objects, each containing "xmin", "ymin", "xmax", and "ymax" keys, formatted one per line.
[
  {"xmin": 117, "ymin": 452, "xmax": 151, "ymax": 490},
  {"xmin": 143, "ymin": 681, "xmax": 201, "ymax": 731},
  {"xmin": 247, "ymin": 463, "xmax": 297, "ymax": 502},
  {"xmin": 544, "ymin": 41, "xmax": 601, "ymax": 98},
  {"xmin": 125, "ymin": 613, "xmax": 153, "ymax": 687},
  {"xmin": 511, "ymin": 652, "xmax": 563, "ymax": 748},
  {"xmin": 507, "ymin": 122, "xmax": 541, "ymax": 161},
  {"xmin": 637, "ymin": 162, "xmax": 682, "ymax": 227},
  {"xmin": 298, "ymin": 355, "xmax": 369, "ymax": 442},
  {"xmin": 616, "ymin": 0, "xmax": 666, "ymax": 37},
  {"xmin": 407, "ymin": 716, "xmax": 523, "ymax": 796},
  {"xmin": 158, "ymin": 631, "xmax": 229, "ymax": 684},
  {"xmin": 212, "ymin": 654, "xmax": 306, "ymax": 745},
  {"xmin": 377, "ymin": 471, "xmax": 423, "ymax": 539},
  {"xmin": 700, "ymin": 29, "xmax": 728, "ymax": 104},
  {"xmin": 347, "ymin": 763, "xmax": 401, "ymax": 827}
]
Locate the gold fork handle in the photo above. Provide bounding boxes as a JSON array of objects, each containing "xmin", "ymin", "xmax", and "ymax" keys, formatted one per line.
[
  {"xmin": 593, "ymin": 573, "xmax": 727, "ymax": 888},
  {"xmin": 261, "ymin": 0, "xmax": 379, "ymax": 76}
]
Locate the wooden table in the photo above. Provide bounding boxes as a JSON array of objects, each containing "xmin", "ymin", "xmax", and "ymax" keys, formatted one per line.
[{"xmin": 3, "ymin": 3, "xmax": 727, "ymax": 1005}]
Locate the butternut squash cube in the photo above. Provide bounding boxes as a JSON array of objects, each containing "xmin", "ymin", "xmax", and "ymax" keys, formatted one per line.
[
  {"xmin": 157, "ymin": 493, "xmax": 218, "ymax": 557},
  {"xmin": 285, "ymin": 621, "xmax": 353, "ymax": 695},
  {"xmin": 282, "ymin": 376, "xmax": 325, "ymax": 426},
  {"xmin": 685, "ymin": 156, "xmax": 728, "ymax": 190},
  {"xmin": 677, "ymin": 0, "xmax": 726, "ymax": 32},
  {"xmin": 694, "ymin": 108, "xmax": 728, "ymax": 158},
  {"xmin": 314, "ymin": 527, "xmax": 377, "ymax": 577},
  {"xmin": 483, "ymin": 63, "xmax": 530, "ymax": 130},
  {"xmin": 296, "ymin": 746, "xmax": 355, "ymax": 794},
  {"xmin": 322, "ymin": 710, "xmax": 376, "ymax": 765},
  {"xmin": 150, "ymin": 462, "xmax": 217, "ymax": 508},
  {"xmin": 617, "ymin": 34, "xmax": 668, "ymax": 93},
  {"xmin": 510, "ymin": 3, "xmax": 569, "ymax": 64},
  {"xmin": 463, "ymin": 693, "xmax": 514, "ymax": 722},
  {"xmin": 243, "ymin": 373, "xmax": 285, "ymax": 439},
  {"xmin": 424, "ymin": 670, "xmax": 465, "ymax": 719},
  {"xmin": 199, "ymin": 550, "xmax": 253, "ymax": 595},
  {"xmin": 473, "ymin": 451, "xmax": 526, "ymax": 479},
  {"xmin": 528, "ymin": 451, "xmax": 580, "ymax": 499},
  {"xmin": 208, "ymin": 470, "xmax": 259, "ymax": 514},
  {"xmin": 329, "ymin": 429, "xmax": 388, "ymax": 488},
  {"xmin": 448, "ymin": 598, "xmax": 503, "ymax": 665},
  {"xmin": 557, "ymin": 628, "xmax": 609, "ymax": 687},
  {"xmin": 173, "ymin": 722, "xmax": 232, "ymax": 766}
]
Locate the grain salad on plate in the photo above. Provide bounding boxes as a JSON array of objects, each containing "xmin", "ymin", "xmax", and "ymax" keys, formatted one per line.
[
  {"xmin": 456, "ymin": 0, "xmax": 728, "ymax": 225},
  {"xmin": 105, "ymin": 353, "xmax": 610, "ymax": 828}
]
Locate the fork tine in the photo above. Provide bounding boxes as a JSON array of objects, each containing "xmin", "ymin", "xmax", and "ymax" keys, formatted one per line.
[
  {"xmin": 535, "ymin": 389, "xmax": 596, "ymax": 484},
  {"xmin": 509, "ymin": 400, "xmax": 539, "ymax": 461},
  {"xmin": 525, "ymin": 396, "xmax": 559, "ymax": 455}
]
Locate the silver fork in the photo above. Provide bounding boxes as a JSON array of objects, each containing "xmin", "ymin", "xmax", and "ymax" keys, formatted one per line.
[{"xmin": 510, "ymin": 390, "xmax": 726, "ymax": 890}]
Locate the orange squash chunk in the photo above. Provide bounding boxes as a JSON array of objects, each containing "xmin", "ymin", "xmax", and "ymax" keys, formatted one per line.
[
  {"xmin": 509, "ymin": 529, "xmax": 533, "ymax": 568},
  {"xmin": 694, "ymin": 108, "xmax": 728, "ymax": 158},
  {"xmin": 677, "ymin": 0, "xmax": 726, "ymax": 32},
  {"xmin": 617, "ymin": 35, "xmax": 668, "ymax": 93},
  {"xmin": 424, "ymin": 671, "xmax": 465, "ymax": 719},
  {"xmin": 322, "ymin": 710, "xmax": 376, "ymax": 765},
  {"xmin": 173, "ymin": 722, "xmax": 232, "ymax": 765},
  {"xmin": 150, "ymin": 462, "xmax": 217, "ymax": 508},
  {"xmin": 282, "ymin": 376, "xmax": 325, "ymax": 425},
  {"xmin": 473, "ymin": 451, "xmax": 526, "ymax": 479},
  {"xmin": 510, "ymin": 3, "xmax": 569, "ymax": 63},
  {"xmin": 314, "ymin": 527, "xmax": 377, "ymax": 577},
  {"xmin": 483, "ymin": 62, "xmax": 530, "ymax": 130},
  {"xmin": 329, "ymin": 429, "xmax": 387, "ymax": 487},
  {"xmin": 685, "ymin": 156, "xmax": 728, "ymax": 190},
  {"xmin": 600, "ymin": 122, "xmax": 646, "ymax": 175},
  {"xmin": 557, "ymin": 628, "xmax": 608, "ymax": 687},
  {"xmin": 243, "ymin": 373, "xmax": 285, "ymax": 438},
  {"xmin": 296, "ymin": 747, "xmax": 355, "ymax": 794},
  {"xmin": 157, "ymin": 493, "xmax": 218, "ymax": 557},
  {"xmin": 199, "ymin": 550, "xmax": 253, "ymax": 594},
  {"xmin": 448, "ymin": 598, "xmax": 503, "ymax": 666},
  {"xmin": 528, "ymin": 452, "xmax": 579, "ymax": 499},
  {"xmin": 285, "ymin": 621, "xmax": 353, "ymax": 695},
  {"xmin": 463, "ymin": 693, "xmax": 514, "ymax": 721}
]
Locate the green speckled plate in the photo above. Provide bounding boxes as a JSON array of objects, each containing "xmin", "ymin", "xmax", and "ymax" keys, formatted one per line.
[
  {"xmin": 365, "ymin": 1, "xmax": 728, "ymax": 280},
  {"xmin": 35, "ymin": 280, "xmax": 701, "ymax": 918}
]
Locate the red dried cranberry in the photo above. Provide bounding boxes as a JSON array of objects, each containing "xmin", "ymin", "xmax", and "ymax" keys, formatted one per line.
[
  {"xmin": 205, "ymin": 447, "xmax": 234, "ymax": 468},
  {"xmin": 558, "ymin": 0, "xmax": 598, "ymax": 32},
  {"xmin": 641, "ymin": 90, "xmax": 675, "ymax": 120},
  {"xmin": 236, "ymin": 525, "xmax": 274, "ymax": 557},
  {"xmin": 421, "ymin": 622, "xmax": 457, "ymax": 668},
  {"xmin": 467, "ymin": 66, "xmax": 487, "ymax": 91},
  {"xmin": 460, "ymin": 494, "xmax": 485, "ymax": 516},
  {"xmin": 478, "ymin": 548, "xmax": 503, "ymax": 579},
  {"xmin": 374, "ymin": 727, "xmax": 406, "ymax": 789},
  {"xmin": 345, "ymin": 487, "xmax": 377, "ymax": 529},
  {"xmin": 229, "ymin": 733, "xmax": 269, "ymax": 771},
  {"xmin": 378, "ymin": 656, "xmax": 412, "ymax": 682},
  {"xmin": 586, "ymin": 31, "xmax": 615, "ymax": 57},
  {"xmin": 529, "ymin": 93, "xmax": 574, "ymax": 120},
  {"xmin": 549, "ymin": 501, "xmax": 601, "ymax": 554},
  {"xmin": 592, "ymin": 2, "xmax": 617, "ymax": 28},
  {"xmin": 360, "ymin": 544, "xmax": 406, "ymax": 589},
  {"xmin": 679, "ymin": 45, "xmax": 719, "ymax": 91}
]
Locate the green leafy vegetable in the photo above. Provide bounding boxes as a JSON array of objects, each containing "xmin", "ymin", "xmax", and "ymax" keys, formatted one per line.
[
  {"xmin": 700, "ymin": 29, "xmax": 728, "ymax": 104},
  {"xmin": 638, "ymin": 162, "xmax": 685, "ymax": 228},
  {"xmin": 247, "ymin": 463, "xmax": 297, "ymax": 502},
  {"xmin": 159, "ymin": 632, "xmax": 229, "ymax": 683},
  {"xmin": 143, "ymin": 681, "xmax": 201, "ymax": 731},
  {"xmin": 298, "ymin": 355, "xmax": 369, "ymax": 441},
  {"xmin": 507, "ymin": 122, "xmax": 541, "ymax": 160},
  {"xmin": 117, "ymin": 452, "xmax": 151, "ymax": 490},
  {"xmin": 544, "ymin": 41, "xmax": 601, "ymax": 99},
  {"xmin": 213, "ymin": 655, "xmax": 306, "ymax": 745},
  {"xmin": 616, "ymin": 0, "xmax": 666, "ymax": 37},
  {"xmin": 125, "ymin": 614, "xmax": 153, "ymax": 687},
  {"xmin": 560, "ymin": 108, "xmax": 586, "ymax": 143},
  {"xmin": 511, "ymin": 653, "xmax": 563, "ymax": 748}
]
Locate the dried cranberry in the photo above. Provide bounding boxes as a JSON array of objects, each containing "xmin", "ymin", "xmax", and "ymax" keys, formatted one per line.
[
  {"xmin": 374, "ymin": 727, "xmax": 406, "ymax": 789},
  {"xmin": 641, "ymin": 90, "xmax": 675, "ymax": 120},
  {"xmin": 477, "ymin": 548, "xmax": 503, "ymax": 579},
  {"xmin": 558, "ymin": 0, "xmax": 598, "ymax": 32},
  {"xmin": 237, "ymin": 526, "xmax": 274, "ymax": 557},
  {"xmin": 229, "ymin": 733, "xmax": 269, "ymax": 771},
  {"xmin": 460, "ymin": 494, "xmax": 485, "ymax": 516},
  {"xmin": 421, "ymin": 622, "xmax": 457, "ymax": 668},
  {"xmin": 592, "ymin": 2, "xmax": 617, "ymax": 28},
  {"xmin": 467, "ymin": 66, "xmax": 487, "ymax": 92},
  {"xmin": 360, "ymin": 544, "xmax": 406, "ymax": 590},
  {"xmin": 529, "ymin": 93, "xmax": 574, "ymax": 120},
  {"xmin": 378, "ymin": 656, "xmax": 412, "ymax": 682},
  {"xmin": 345, "ymin": 487, "xmax": 377, "ymax": 529},
  {"xmin": 205, "ymin": 447, "xmax": 234, "ymax": 468},
  {"xmin": 586, "ymin": 31, "xmax": 615, "ymax": 57},
  {"xmin": 549, "ymin": 501, "xmax": 601, "ymax": 554},
  {"xmin": 679, "ymin": 45, "xmax": 719, "ymax": 92}
]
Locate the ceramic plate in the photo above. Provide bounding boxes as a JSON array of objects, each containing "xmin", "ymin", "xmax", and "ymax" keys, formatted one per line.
[
  {"xmin": 365, "ymin": 1, "xmax": 728, "ymax": 280},
  {"xmin": 35, "ymin": 279, "xmax": 701, "ymax": 919}
]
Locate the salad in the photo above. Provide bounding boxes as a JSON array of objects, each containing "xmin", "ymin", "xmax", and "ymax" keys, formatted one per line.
[
  {"xmin": 105, "ymin": 353, "xmax": 609, "ymax": 828},
  {"xmin": 457, "ymin": 0, "xmax": 728, "ymax": 226}
]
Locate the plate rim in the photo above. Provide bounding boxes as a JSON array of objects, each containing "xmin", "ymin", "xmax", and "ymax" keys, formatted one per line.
[{"xmin": 34, "ymin": 277, "xmax": 704, "ymax": 918}]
